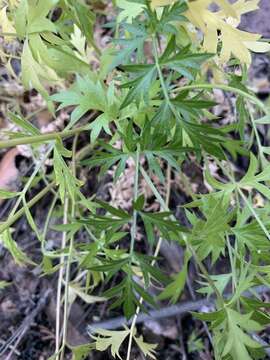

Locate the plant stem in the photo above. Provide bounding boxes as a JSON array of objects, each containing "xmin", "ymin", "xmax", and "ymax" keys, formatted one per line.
[
  {"xmin": 126, "ymin": 144, "xmax": 140, "ymax": 360},
  {"xmin": 42, "ymin": 194, "xmax": 58, "ymax": 250},
  {"xmin": 0, "ymin": 182, "xmax": 55, "ymax": 234},
  {"xmin": 0, "ymin": 32, "xmax": 17, "ymax": 37},
  {"xmin": 0, "ymin": 125, "xmax": 88, "ymax": 149},
  {"xmin": 126, "ymin": 166, "xmax": 172, "ymax": 360},
  {"xmin": 9, "ymin": 146, "xmax": 53, "ymax": 217},
  {"xmin": 238, "ymin": 187, "xmax": 270, "ymax": 241},
  {"xmin": 60, "ymin": 135, "xmax": 78, "ymax": 360},
  {"xmin": 152, "ymin": 36, "xmax": 180, "ymax": 122},
  {"xmin": 129, "ymin": 144, "xmax": 140, "ymax": 260},
  {"xmin": 247, "ymin": 104, "xmax": 267, "ymax": 167},
  {"xmin": 173, "ymin": 83, "xmax": 268, "ymax": 114},
  {"xmin": 55, "ymin": 195, "xmax": 69, "ymax": 360}
]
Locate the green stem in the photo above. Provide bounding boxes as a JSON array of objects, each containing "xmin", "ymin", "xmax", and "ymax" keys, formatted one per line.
[
  {"xmin": 0, "ymin": 125, "xmax": 88, "ymax": 149},
  {"xmin": 226, "ymin": 235, "xmax": 237, "ymax": 293},
  {"xmin": 60, "ymin": 135, "xmax": 78, "ymax": 360},
  {"xmin": 152, "ymin": 36, "xmax": 181, "ymax": 123},
  {"xmin": 9, "ymin": 146, "xmax": 53, "ymax": 217},
  {"xmin": 0, "ymin": 32, "xmax": 17, "ymax": 37},
  {"xmin": 153, "ymin": 37, "xmax": 170, "ymax": 103},
  {"xmin": 126, "ymin": 145, "xmax": 140, "ymax": 360},
  {"xmin": 126, "ymin": 164, "xmax": 172, "ymax": 360},
  {"xmin": 173, "ymin": 83, "xmax": 268, "ymax": 114},
  {"xmin": 55, "ymin": 194, "xmax": 69, "ymax": 360},
  {"xmin": 42, "ymin": 194, "xmax": 58, "ymax": 248},
  {"xmin": 238, "ymin": 187, "xmax": 270, "ymax": 241},
  {"xmin": 0, "ymin": 182, "xmax": 55, "ymax": 234},
  {"xmin": 129, "ymin": 145, "xmax": 140, "ymax": 260},
  {"xmin": 248, "ymin": 105, "xmax": 267, "ymax": 167}
]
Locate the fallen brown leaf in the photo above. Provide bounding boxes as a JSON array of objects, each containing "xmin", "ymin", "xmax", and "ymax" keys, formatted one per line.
[{"xmin": 0, "ymin": 148, "xmax": 19, "ymax": 204}]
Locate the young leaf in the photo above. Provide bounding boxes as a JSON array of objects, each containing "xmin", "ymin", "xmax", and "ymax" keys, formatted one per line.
[
  {"xmin": 186, "ymin": 0, "xmax": 270, "ymax": 65},
  {"xmin": 1, "ymin": 229, "xmax": 34, "ymax": 266},
  {"xmin": 117, "ymin": 0, "xmax": 146, "ymax": 23},
  {"xmin": 91, "ymin": 328, "xmax": 130, "ymax": 359},
  {"xmin": 0, "ymin": 189, "xmax": 20, "ymax": 199},
  {"xmin": 133, "ymin": 335, "xmax": 157, "ymax": 359},
  {"xmin": 69, "ymin": 284, "xmax": 107, "ymax": 304},
  {"xmin": 159, "ymin": 250, "xmax": 191, "ymax": 302},
  {"xmin": 69, "ymin": 343, "xmax": 94, "ymax": 360}
]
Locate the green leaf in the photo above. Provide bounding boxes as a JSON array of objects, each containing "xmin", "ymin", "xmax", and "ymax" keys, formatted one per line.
[
  {"xmin": 140, "ymin": 211, "xmax": 186, "ymax": 243},
  {"xmin": 21, "ymin": 40, "xmax": 50, "ymax": 102},
  {"xmin": 89, "ymin": 257, "xmax": 130, "ymax": 273},
  {"xmin": 233, "ymin": 219, "xmax": 270, "ymax": 253},
  {"xmin": 95, "ymin": 199, "xmax": 131, "ymax": 219},
  {"xmin": 109, "ymin": 24, "xmax": 147, "ymax": 70},
  {"xmin": 117, "ymin": 0, "xmax": 146, "ymax": 23},
  {"xmin": 69, "ymin": 343, "xmax": 94, "ymax": 360},
  {"xmin": 51, "ymin": 76, "xmax": 118, "ymax": 129},
  {"xmin": 8, "ymin": 112, "xmax": 40, "ymax": 135},
  {"xmin": 133, "ymin": 335, "xmax": 157, "ymax": 359},
  {"xmin": 158, "ymin": 250, "xmax": 191, "ymax": 302},
  {"xmin": 255, "ymin": 115, "xmax": 270, "ymax": 124},
  {"xmin": 69, "ymin": 284, "xmax": 107, "ymax": 304},
  {"xmin": 88, "ymin": 113, "xmax": 112, "ymax": 143},
  {"xmin": 53, "ymin": 146, "xmax": 82, "ymax": 203},
  {"xmin": 0, "ymin": 189, "xmax": 20, "ymax": 199},
  {"xmin": 91, "ymin": 328, "xmax": 130, "ymax": 359},
  {"xmin": 120, "ymin": 65, "xmax": 157, "ymax": 109},
  {"xmin": 68, "ymin": 0, "xmax": 96, "ymax": 46},
  {"xmin": 188, "ymin": 195, "xmax": 232, "ymax": 262},
  {"xmin": 239, "ymin": 154, "xmax": 270, "ymax": 200},
  {"xmin": 133, "ymin": 194, "xmax": 145, "ymax": 211},
  {"xmin": 161, "ymin": 48, "xmax": 212, "ymax": 80},
  {"xmin": 26, "ymin": 0, "xmax": 58, "ymax": 34},
  {"xmin": 22, "ymin": 196, "xmax": 42, "ymax": 242},
  {"xmin": 222, "ymin": 309, "xmax": 262, "ymax": 360},
  {"xmin": 0, "ymin": 281, "xmax": 11, "ymax": 290},
  {"xmin": 1, "ymin": 229, "xmax": 34, "ymax": 266},
  {"xmin": 197, "ymin": 273, "xmax": 232, "ymax": 297}
]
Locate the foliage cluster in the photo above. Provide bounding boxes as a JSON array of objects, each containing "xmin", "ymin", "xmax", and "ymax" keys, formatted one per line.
[{"xmin": 1, "ymin": 0, "xmax": 270, "ymax": 359}]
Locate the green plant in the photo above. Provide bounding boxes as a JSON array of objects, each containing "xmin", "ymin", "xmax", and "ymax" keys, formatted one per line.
[{"xmin": 1, "ymin": 0, "xmax": 270, "ymax": 359}]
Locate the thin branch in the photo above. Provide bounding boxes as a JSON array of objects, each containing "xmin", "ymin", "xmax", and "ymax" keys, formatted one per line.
[
  {"xmin": 173, "ymin": 83, "xmax": 268, "ymax": 115},
  {"xmin": 0, "ymin": 182, "xmax": 55, "ymax": 234},
  {"xmin": 0, "ymin": 125, "xmax": 88, "ymax": 149},
  {"xmin": 60, "ymin": 134, "xmax": 79, "ymax": 360},
  {"xmin": 126, "ymin": 144, "xmax": 141, "ymax": 360},
  {"xmin": 55, "ymin": 196, "xmax": 69, "ymax": 360},
  {"xmin": 126, "ymin": 164, "xmax": 172, "ymax": 360}
]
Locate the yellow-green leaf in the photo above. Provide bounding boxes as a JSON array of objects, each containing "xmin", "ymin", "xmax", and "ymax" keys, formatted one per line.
[
  {"xmin": 244, "ymin": 41, "xmax": 270, "ymax": 53},
  {"xmin": 0, "ymin": 5, "xmax": 16, "ymax": 38},
  {"xmin": 151, "ymin": 0, "xmax": 174, "ymax": 9},
  {"xmin": 91, "ymin": 328, "xmax": 130, "ymax": 359},
  {"xmin": 133, "ymin": 335, "xmax": 157, "ymax": 359},
  {"xmin": 186, "ymin": 0, "xmax": 266, "ymax": 65},
  {"xmin": 69, "ymin": 284, "xmax": 107, "ymax": 304}
]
